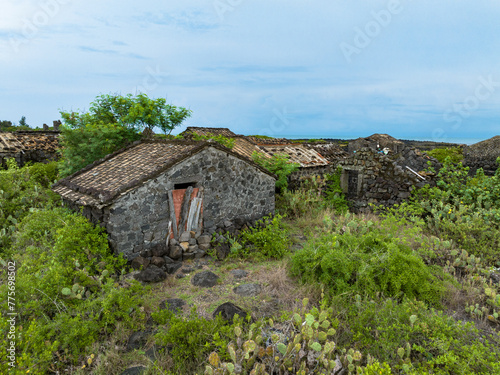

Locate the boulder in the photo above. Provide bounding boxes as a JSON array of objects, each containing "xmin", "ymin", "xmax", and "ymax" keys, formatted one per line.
[
  {"xmin": 120, "ymin": 366, "xmax": 147, "ymax": 375},
  {"xmin": 126, "ymin": 331, "xmax": 150, "ymax": 351},
  {"xmin": 180, "ymin": 242, "xmax": 190, "ymax": 252},
  {"xmin": 159, "ymin": 298, "xmax": 186, "ymax": 314},
  {"xmin": 213, "ymin": 302, "xmax": 249, "ymax": 321},
  {"xmin": 131, "ymin": 256, "xmax": 150, "ymax": 270},
  {"xmin": 191, "ymin": 270, "xmax": 219, "ymax": 288},
  {"xmin": 233, "ymin": 283, "xmax": 262, "ymax": 297},
  {"xmin": 230, "ymin": 269, "xmax": 249, "ymax": 279},
  {"xmin": 197, "ymin": 234, "xmax": 211, "ymax": 245},
  {"xmin": 165, "ymin": 262, "xmax": 182, "ymax": 275},
  {"xmin": 151, "ymin": 243, "xmax": 168, "ymax": 257},
  {"xmin": 179, "ymin": 231, "xmax": 191, "ymax": 242},
  {"xmin": 198, "ymin": 243, "xmax": 210, "ymax": 251},
  {"xmin": 162, "ymin": 256, "xmax": 175, "ymax": 264},
  {"xmin": 169, "ymin": 245, "xmax": 182, "ymax": 260},
  {"xmin": 183, "ymin": 252, "xmax": 196, "ymax": 261},
  {"xmin": 150, "ymin": 256, "xmax": 165, "ymax": 268},
  {"xmin": 134, "ymin": 265, "xmax": 167, "ymax": 283}
]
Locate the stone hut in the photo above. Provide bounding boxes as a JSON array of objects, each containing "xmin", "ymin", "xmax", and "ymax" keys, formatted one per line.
[
  {"xmin": 348, "ymin": 134, "xmax": 406, "ymax": 154},
  {"xmin": 52, "ymin": 140, "xmax": 276, "ymax": 260},
  {"xmin": 464, "ymin": 136, "xmax": 500, "ymax": 176},
  {"xmin": 338, "ymin": 147, "xmax": 426, "ymax": 213},
  {"xmin": 0, "ymin": 130, "xmax": 60, "ymax": 167}
]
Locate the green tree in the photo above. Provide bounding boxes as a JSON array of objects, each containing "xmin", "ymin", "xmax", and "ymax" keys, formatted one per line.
[
  {"xmin": 59, "ymin": 93, "xmax": 192, "ymax": 176},
  {"xmin": 19, "ymin": 116, "xmax": 27, "ymax": 127},
  {"xmin": 0, "ymin": 120, "xmax": 13, "ymax": 131}
]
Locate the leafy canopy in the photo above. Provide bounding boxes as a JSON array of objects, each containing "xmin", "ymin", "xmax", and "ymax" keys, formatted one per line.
[{"xmin": 59, "ymin": 93, "xmax": 192, "ymax": 176}]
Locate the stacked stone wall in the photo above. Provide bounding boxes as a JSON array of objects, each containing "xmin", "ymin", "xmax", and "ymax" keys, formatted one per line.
[{"xmin": 338, "ymin": 148, "xmax": 425, "ymax": 213}]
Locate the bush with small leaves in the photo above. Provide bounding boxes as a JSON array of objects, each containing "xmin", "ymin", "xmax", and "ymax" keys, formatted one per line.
[{"xmin": 230, "ymin": 214, "xmax": 291, "ymax": 260}]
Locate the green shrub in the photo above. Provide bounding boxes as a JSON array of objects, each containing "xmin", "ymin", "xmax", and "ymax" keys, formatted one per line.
[
  {"xmin": 389, "ymin": 160, "xmax": 500, "ymax": 265},
  {"xmin": 323, "ymin": 167, "xmax": 349, "ymax": 214},
  {"xmin": 289, "ymin": 215, "xmax": 445, "ymax": 305},
  {"xmin": 0, "ymin": 205, "xmax": 136, "ymax": 373},
  {"xmin": 425, "ymin": 147, "xmax": 463, "ymax": 163},
  {"xmin": 252, "ymin": 152, "xmax": 300, "ymax": 191},
  {"xmin": 0, "ymin": 162, "xmax": 60, "ymax": 252},
  {"xmin": 230, "ymin": 215, "xmax": 291, "ymax": 260},
  {"xmin": 26, "ymin": 161, "xmax": 59, "ymax": 187},
  {"xmin": 276, "ymin": 171, "xmax": 348, "ymax": 218},
  {"xmin": 276, "ymin": 178, "xmax": 324, "ymax": 218},
  {"xmin": 155, "ymin": 309, "xmax": 236, "ymax": 374},
  {"xmin": 176, "ymin": 132, "xmax": 235, "ymax": 149},
  {"xmin": 339, "ymin": 297, "xmax": 500, "ymax": 374}
]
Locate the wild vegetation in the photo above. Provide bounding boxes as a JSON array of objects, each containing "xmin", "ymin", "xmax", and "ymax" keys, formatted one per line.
[
  {"xmin": 0, "ymin": 117, "xmax": 35, "ymax": 132},
  {"xmin": 58, "ymin": 94, "xmax": 192, "ymax": 177},
  {"xmin": 1, "ymin": 154, "xmax": 499, "ymax": 374},
  {"xmin": 425, "ymin": 147, "xmax": 463, "ymax": 164}
]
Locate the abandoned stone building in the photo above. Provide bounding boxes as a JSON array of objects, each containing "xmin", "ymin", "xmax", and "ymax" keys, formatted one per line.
[
  {"xmin": 52, "ymin": 139, "xmax": 276, "ymax": 260},
  {"xmin": 338, "ymin": 147, "xmax": 428, "ymax": 213},
  {"xmin": 464, "ymin": 136, "xmax": 500, "ymax": 176},
  {"xmin": 180, "ymin": 126, "xmax": 333, "ymax": 188},
  {"xmin": 0, "ymin": 130, "xmax": 60, "ymax": 167}
]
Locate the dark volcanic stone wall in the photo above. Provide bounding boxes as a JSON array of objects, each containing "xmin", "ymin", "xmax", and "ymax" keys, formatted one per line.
[
  {"xmin": 338, "ymin": 148, "xmax": 425, "ymax": 213},
  {"xmin": 104, "ymin": 147, "xmax": 275, "ymax": 258},
  {"xmin": 463, "ymin": 136, "xmax": 500, "ymax": 176}
]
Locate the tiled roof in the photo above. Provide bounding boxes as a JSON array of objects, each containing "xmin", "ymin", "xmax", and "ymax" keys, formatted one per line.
[
  {"xmin": 465, "ymin": 135, "xmax": 500, "ymax": 159},
  {"xmin": 259, "ymin": 144, "xmax": 329, "ymax": 167},
  {"xmin": 181, "ymin": 127, "xmax": 237, "ymax": 138},
  {"xmin": 305, "ymin": 143, "xmax": 348, "ymax": 162},
  {"xmin": 53, "ymin": 140, "xmax": 275, "ymax": 206},
  {"xmin": 0, "ymin": 133, "xmax": 24, "ymax": 153},
  {"xmin": 245, "ymin": 136, "xmax": 292, "ymax": 145},
  {"xmin": 0, "ymin": 131, "xmax": 59, "ymax": 154},
  {"xmin": 232, "ymin": 137, "xmax": 270, "ymax": 161}
]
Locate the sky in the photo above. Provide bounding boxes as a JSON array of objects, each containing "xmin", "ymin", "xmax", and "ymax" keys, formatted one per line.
[{"xmin": 1, "ymin": 0, "xmax": 499, "ymax": 143}]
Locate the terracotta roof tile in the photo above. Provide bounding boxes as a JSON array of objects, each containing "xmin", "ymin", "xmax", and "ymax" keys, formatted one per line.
[
  {"xmin": 232, "ymin": 137, "xmax": 269, "ymax": 160},
  {"xmin": 259, "ymin": 144, "xmax": 329, "ymax": 167},
  {"xmin": 54, "ymin": 141, "xmax": 201, "ymax": 204}
]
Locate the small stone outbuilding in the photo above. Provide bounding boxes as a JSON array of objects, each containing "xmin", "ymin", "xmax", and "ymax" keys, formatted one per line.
[
  {"xmin": 464, "ymin": 136, "xmax": 500, "ymax": 176},
  {"xmin": 52, "ymin": 140, "xmax": 276, "ymax": 260},
  {"xmin": 0, "ymin": 130, "xmax": 60, "ymax": 167},
  {"xmin": 338, "ymin": 147, "xmax": 427, "ymax": 212}
]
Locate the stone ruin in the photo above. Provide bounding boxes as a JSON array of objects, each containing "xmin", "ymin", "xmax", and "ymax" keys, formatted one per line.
[
  {"xmin": 337, "ymin": 147, "xmax": 428, "ymax": 213},
  {"xmin": 464, "ymin": 136, "xmax": 500, "ymax": 176}
]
